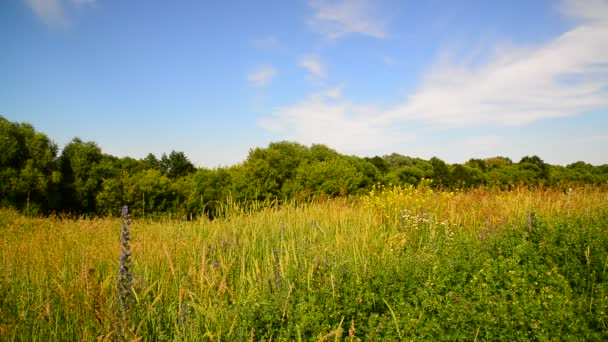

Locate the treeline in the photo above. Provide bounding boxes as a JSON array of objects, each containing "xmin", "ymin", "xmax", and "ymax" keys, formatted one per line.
[{"xmin": 1, "ymin": 116, "xmax": 607, "ymax": 217}]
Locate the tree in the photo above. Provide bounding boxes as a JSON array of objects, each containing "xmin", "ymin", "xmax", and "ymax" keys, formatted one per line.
[
  {"xmin": 96, "ymin": 177, "xmax": 125, "ymax": 215},
  {"xmin": 518, "ymin": 155, "xmax": 550, "ymax": 184},
  {"xmin": 293, "ymin": 158, "xmax": 364, "ymax": 199},
  {"xmin": 160, "ymin": 151, "xmax": 195, "ymax": 179},
  {"xmin": 143, "ymin": 153, "xmax": 161, "ymax": 170},
  {"xmin": 0, "ymin": 116, "xmax": 60, "ymax": 212},
  {"xmin": 430, "ymin": 157, "xmax": 452, "ymax": 189},
  {"xmin": 452, "ymin": 164, "xmax": 485, "ymax": 188},
  {"xmin": 383, "ymin": 153, "xmax": 414, "ymax": 168},
  {"xmin": 465, "ymin": 158, "xmax": 488, "ymax": 172},
  {"xmin": 365, "ymin": 156, "xmax": 390, "ymax": 174},
  {"xmin": 242, "ymin": 141, "xmax": 311, "ymax": 201},
  {"xmin": 124, "ymin": 169, "xmax": 173, "ymax": 216},
  {"xmin": 396, "ymin": 166, "xmax": 425, "ymax": 185},
  {"xmin": 187, "ymin": 167, "xmax": 234, "ymax": 218},
  {"xmin": 564, "ymin": 161, "xmax": 601, "ymax": 183},
  {"xmin": 309, "ymin": 144, "xmax": 337, "ymax": 162},
  {"xmin": 59, "ymin": 138, "xmax": 104, "ymax": 213},
  {"xmin": 346, "ymin": 156, "xmax": 380, "ymax": 193},
  {"xmin": 485, "ymin": 156, "xmax": 513, "ymax": 170}
]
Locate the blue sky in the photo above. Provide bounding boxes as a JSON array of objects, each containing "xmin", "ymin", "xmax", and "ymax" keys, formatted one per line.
[{"xmin": 1, "ymin": 0, "xmax": 607, "ymax": 167}]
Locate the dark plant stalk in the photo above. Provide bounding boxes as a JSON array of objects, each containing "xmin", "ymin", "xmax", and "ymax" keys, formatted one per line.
[
  {"xmin": 273, "ymin": 248, "xmax": 282, "ymax": 289},
  {"xmin": 116, "ymin": 205, "xmax": 134, "ymax": 341}
]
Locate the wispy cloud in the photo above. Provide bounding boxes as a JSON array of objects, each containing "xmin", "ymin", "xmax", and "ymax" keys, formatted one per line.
[
  {"xmin": 258, "ymin": 87, "xmax": 412, "ymax": 153},
  {"xmin": 382, "ymin": 0, "xmax": 608, "ymax": 127},
  {"xmin": 24, "ymin": 0, "xmax": 95, "ymax": 27},
  {"xmin": 247, "ymin": 65, "xmax": 277, "ymax": 87},
  {"xmin": 308, "ymin": 0, "xmax": 388, "ymax": 39},
  {"xmin": 261, "ymin": 0, "xmax": 608, "ymax": 154},
  {"xmin": 299, "ymin": 54, "xmax": 325, "ymax": 79},
  {"xmin": 560, "ymin": 0, "xmax": 608, "ymax": 23},
  {"xmin": 24, "ymin": 0, "xmax": 67, "ymax": 27}
]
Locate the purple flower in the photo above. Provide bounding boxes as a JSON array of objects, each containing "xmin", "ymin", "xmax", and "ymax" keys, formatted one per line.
[{"xmin": 116, "ymin": 206, "xmax": 134, "ymax": 341}]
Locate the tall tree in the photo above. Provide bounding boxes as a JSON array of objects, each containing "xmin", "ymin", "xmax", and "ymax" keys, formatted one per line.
[
  {"xmin": 160, "ymin": 151, "xmax": 195, "ymax": 179},
  {"xmin": 59, "ymin": 138, "xmax": 104, "ymax": 213},
  {"xmin": 430, "ymin": 157, "xmax": 452, "ymax": 189},
  {"xmin": 0, "ymin": 116, "xmax": 60, "ymax": 212},
  {"xmin": 143, "ymin": 153, "xmax": 161, "ymax": 170}
]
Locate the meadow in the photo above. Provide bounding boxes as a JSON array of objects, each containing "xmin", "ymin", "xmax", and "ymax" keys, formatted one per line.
[{"xmin": 1, "ymin": 185, "xmax": 608, "ymax": 341}]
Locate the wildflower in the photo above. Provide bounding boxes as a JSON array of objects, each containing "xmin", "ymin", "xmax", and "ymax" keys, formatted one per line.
[{"xmin": 116, "ymin": 206, "xmax": 134, "ymax": 341}]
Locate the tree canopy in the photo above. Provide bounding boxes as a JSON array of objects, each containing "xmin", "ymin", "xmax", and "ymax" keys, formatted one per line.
[{"xmin": 1, "ymin": 116, "xmax": 607, "ymax": 217}]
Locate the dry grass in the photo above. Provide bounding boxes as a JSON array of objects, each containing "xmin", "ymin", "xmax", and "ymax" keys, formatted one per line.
[{"xmin": 1, "ymin": 185, "xmax": 607, "ymax": 339}]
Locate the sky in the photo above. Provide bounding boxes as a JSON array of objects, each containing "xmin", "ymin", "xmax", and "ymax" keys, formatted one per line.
[{"xmin": 1, "ymin": 0, "xmax": 607, "ymax": 167}]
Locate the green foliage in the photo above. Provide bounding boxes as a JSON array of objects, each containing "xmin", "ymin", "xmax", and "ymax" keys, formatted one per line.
[
  {"xmin": 142, "ymin": 153, "xmax": 161, "ymax": 170},
  {"xmin": 365, "ymin": 155, "xmax": 390, "ymax": 174},
  {"xmin": 186, "ymin": 167, "xmax": 235, "ymax": 217},
  {"xmin": 292, "ymin": 157, "xmax": 365, "ymax": 199},
  {"xmin": 235, "ymin": 213, "xmax": 608, "ymax": 340},
  {"xmin": 383, "ymin": 152, "xmax": 415, "ymax": 168},
  {"xmin": 59, "ymin": 138, "xmax": 105, "ymax": 213},
  {"xmin": 2, "ymin": 188, "xmax": 608, "ymax": 340},
  {"xmin": 160, "ymin": 151, "xmax": 195, "ymax": 179},
  {"xmin": 1, "ymin": 116, "xmax": 608, "ymax": 217},
  {"xmin": 395, "ymin": 166, "xmax": 425, "ymax": 185},
  {"xmin": 430, "ymin": 156, "xmax": 453, "ymax": 189},
  {"xmin": 0, "ymin": 116, "xmax": 60, "ymax": 213},
  {"xmin": 452, "ymin": 164, "xmax": 485, "ymax": 188}
]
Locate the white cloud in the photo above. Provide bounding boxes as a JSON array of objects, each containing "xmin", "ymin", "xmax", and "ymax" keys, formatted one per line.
[
  {"xmin": 257, "ymin": 88, "xmax": 413, "ymax": 154},
  {"xmin": 381, "ymin": 0, "xmax": 608, "ymax": 127},
  {"xmin": 560, "ymin": 0, "xmax": 608, "ymax": 23},
  {"xmin": 318, "ymin": 85, "xmax": 343, "ymax": 99},
  {"xmin": 464, "ymin": 135, "xmax": 502, "ymax": 153},
  {"xmin": 260, "ymin": 0, "xmax": 608, "ymax": 156},
  {"xmin": 299, "ymin": 54, "xmax": 325, "ymax": 78},
  {"xmin": 24, "ymin": 0, "xmax": 67, "ymax": 27},
  {"xmin": 24, "ymin": 0, "xmax": 96, "ymax": 27},
  {"xmin": 308, "ymin": 0, "xmax": 388, "ymax": 39},
  {"xmin": 247, "ymin": 66, "xmax": 277, "ymax": 87}
]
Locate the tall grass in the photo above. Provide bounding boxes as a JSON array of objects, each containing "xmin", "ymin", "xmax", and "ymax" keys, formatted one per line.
[{"xmin": 1, "ymin": 185, "xmax": 607, "ymax": 340}]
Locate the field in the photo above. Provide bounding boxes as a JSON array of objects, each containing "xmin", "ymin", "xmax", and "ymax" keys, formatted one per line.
[{"xmin": 1, "ymin": 185, "xmax": 608, "ymax": 341}]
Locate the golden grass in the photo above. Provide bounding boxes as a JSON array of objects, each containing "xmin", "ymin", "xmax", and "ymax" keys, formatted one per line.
[{"xmin": 1, "ymin": 185, "xmax": 607, "ymax": 339}]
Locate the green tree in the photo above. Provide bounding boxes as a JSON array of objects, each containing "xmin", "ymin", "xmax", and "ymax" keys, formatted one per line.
[
  {"xmin": 465, "ymin": 158, "xmax": 488, "ymax": 172},
  {"xmin": 518, "ymin": 155, "xmax": 550, "ymax": 185},
  {"xmin": 143, "ymin": 153, "xmax": 161, "ymax": 170},
  {"xmin": 365, "ymin": 156, "xmax": 390, "ymax": 174},
  {"xmin": 452, "ymin": 164, "xmax": 485, "ymax": 188},
  {"xmin": 124, "ymin": 169, "xmax": 173, "ymax": 216},
  {"xmin": 309, "ymin": 144, "xmax": 337, "ymax": 162},
  {"xmin": 293, "ymin": 158, "xmax": 364, "ymax": 199},
  {"xmin": 242, "ymin": 141, "xmax": 310, "ymax": 201},
  {"xmin": 0, "ymin": 116, "xmax": 60, "ymax": 212},
  {"xmin": 565, "ymin": 161, "xmax": 600, "ymax": 183},
  {"xmin": 187, "ymin": 167, "xmax": 234, "ymax": 218},
  {"xmin": 59, "ymin": 138, "xmax": 104, "ymax": 213},
  {"xmin": 430, "ymin": 157, "xmax": 452, "ymax": 189},
  {"xmin": 160, "ymin": 151, "xmax": 196, "ymax": 179},
  {"xmin": 383, "ymin": 153, "xmax": 414, "ymax": 169},
  {"xmin": 396, "ymin": 166, "xmax": 425, "ymax": 185},
  {"xmin": 346, "ymin": 156, "xmax": 380, "ymax": 193},
  {"xmin": 485, "ymin": 156, "xmax": 513, "ymax": 170},
  {"xmin": 96, "ymin": 176, "xmax": 126, "ymax": 215}
]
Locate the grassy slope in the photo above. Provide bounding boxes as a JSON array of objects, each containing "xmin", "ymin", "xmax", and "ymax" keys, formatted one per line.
[{"xmin": 1, "ymin": 186, "xmax": 607, "ymax": 341}]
